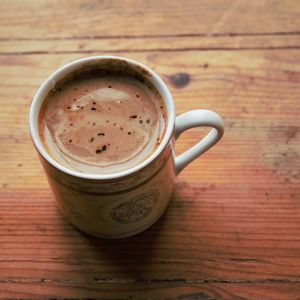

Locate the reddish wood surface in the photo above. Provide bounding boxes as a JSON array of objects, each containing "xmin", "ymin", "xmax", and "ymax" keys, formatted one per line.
[{"xmin": 0, "ymin": 1, "xmax": 300, "ymax": 299}]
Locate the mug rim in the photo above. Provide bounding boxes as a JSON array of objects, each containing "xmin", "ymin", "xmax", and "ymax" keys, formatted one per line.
[{"xmin": 29, "ymin": 55, "xmax": 175, "ymax": 180}]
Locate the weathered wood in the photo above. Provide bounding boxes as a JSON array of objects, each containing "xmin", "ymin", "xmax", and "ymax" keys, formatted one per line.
[
  {"xmin": 1, "ymin": 0, "xmax": 300, "ymax": 298},
  {"xmin": 1, "ymin": 0, "xmax": 300, "ymax": 38},
  {"xmin": 1, "ymin": 34, "xmax": 300, "ymax": 54},
  {"xmin": 1, "ymin": 282, "xmax": 300, "ymax": 299},
  {"xmin": 1, "ymin": 185, "xmax": 300, "ymax": 283},
  {"xmin": 1, "ymin": 51, "xmax": 299, "ymax": 188}
]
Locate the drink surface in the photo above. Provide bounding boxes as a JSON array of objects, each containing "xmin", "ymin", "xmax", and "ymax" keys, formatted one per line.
[{"xmin": 39, "ymin": 71, "xmax": 166, "ymax": 174}]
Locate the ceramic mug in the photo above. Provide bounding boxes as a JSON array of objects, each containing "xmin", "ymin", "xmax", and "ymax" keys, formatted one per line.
[{"xmin": 29, "ymin": 56, "xmax": 224, "ymax": 238}]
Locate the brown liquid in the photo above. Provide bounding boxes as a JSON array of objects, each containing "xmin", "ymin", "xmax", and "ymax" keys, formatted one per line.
[{"xmin": 39, "ymin": 70, "xmax": 166, "ymax": 174}]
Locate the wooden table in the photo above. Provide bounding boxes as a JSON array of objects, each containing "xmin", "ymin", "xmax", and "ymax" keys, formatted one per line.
[{"xmin": 1, "ymin": 1, "xmax": 300, "ymax": 298}]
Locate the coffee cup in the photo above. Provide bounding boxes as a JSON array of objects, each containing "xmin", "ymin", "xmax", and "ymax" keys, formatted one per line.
[{"xmin": 29, "ymin": 56, "xmax": 224, "ymax": 238}]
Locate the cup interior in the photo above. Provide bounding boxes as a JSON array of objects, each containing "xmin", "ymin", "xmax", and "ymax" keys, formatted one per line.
[{"xmin": 29, "ymin": 56, "xmax": 175, "ymax": 180}]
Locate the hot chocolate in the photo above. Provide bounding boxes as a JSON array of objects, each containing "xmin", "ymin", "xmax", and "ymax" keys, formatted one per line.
[{"xmin": 38, "ymin": 69, "xmax": 166, "ymax": 174}]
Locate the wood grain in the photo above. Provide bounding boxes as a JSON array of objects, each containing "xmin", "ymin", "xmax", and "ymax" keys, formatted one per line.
[
  {"xmin": 1, "ymin": 0, "xmax": 300, "ymax": 298},
  {"xmin": 1, "ymin": 185, "xmax": 300, "ymax": 279},
  {"xmin": 0, "ymin": 184, "xmax": 300, "ymax": 298},
  {"xmin": 1, "ymin": 51, "xmax": 299, "ymax": 189},
  {"xmin": 1, "ymin": 34, "xmax": 300, "ymax": 54},
  {"xmin": 1, "ymin": 283, "xmax": 300, "ymax": 299},
  {"xmin": 1, "ymin": 0, "xmax": 300, "ymax": 38}
]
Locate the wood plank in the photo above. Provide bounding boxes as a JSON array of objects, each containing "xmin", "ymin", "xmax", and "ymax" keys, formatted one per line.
[
  {"xmin": 0, "ymin": 51, "xmax": 299, "ymax": 189},
  {"xmin": 0, "ymin": 184, "xmax": 299, "ymax": 282},
  {"xmin": 1, "ymin": 282, "xmax": 300, "ymax": 299},
  {"xmin": 1, "ymin": 34, "xmax": 300, "ymax": 54},
  {"xmin": 1, "ymin": 0, "xmax": 300, "ymax": 39},
  {"xmin": 1, "ymin": 0, "xmax": 300, "ymax": 298}
]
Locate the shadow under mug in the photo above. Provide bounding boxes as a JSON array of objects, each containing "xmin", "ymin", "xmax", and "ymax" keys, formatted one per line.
[{"xmin": 29, "ymin": 56, "xmax": 224, "ymax": 238}]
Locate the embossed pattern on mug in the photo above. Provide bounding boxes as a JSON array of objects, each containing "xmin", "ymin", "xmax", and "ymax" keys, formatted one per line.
[{"xmin": 111, "ymin": 190, "xmax": 160, "ymax": 223}]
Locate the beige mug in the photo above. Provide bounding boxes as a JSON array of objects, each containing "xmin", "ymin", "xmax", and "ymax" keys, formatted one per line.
[{"xmin": 29, "ymin": 56, "xmax": 224, "ymax": 238}]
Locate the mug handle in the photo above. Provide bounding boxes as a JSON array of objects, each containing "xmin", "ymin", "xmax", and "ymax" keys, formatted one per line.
[{"xmin": 174, "ymin": 110, "xmax": 224, "ymax": 174}]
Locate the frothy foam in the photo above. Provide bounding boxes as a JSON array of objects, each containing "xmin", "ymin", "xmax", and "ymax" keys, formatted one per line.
[{"xmin": 39, "ymin": 71, "xmax": 166, "ymax": 174}]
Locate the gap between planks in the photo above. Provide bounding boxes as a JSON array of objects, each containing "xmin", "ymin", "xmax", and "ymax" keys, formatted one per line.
[
  {"xmin": 1, "ymin": 32, "xmax": 300, "ymax": 55},
  {"xmin": 2, "ymin": 46, "xmax": 300, "ymax": 56},
  {"xmin": 0, "ymin": 278, "xmax": 299, "ymax": 284},
  {"xmin": 1, "ymin": 31, "xmax": 300, "ymax": 41}
]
